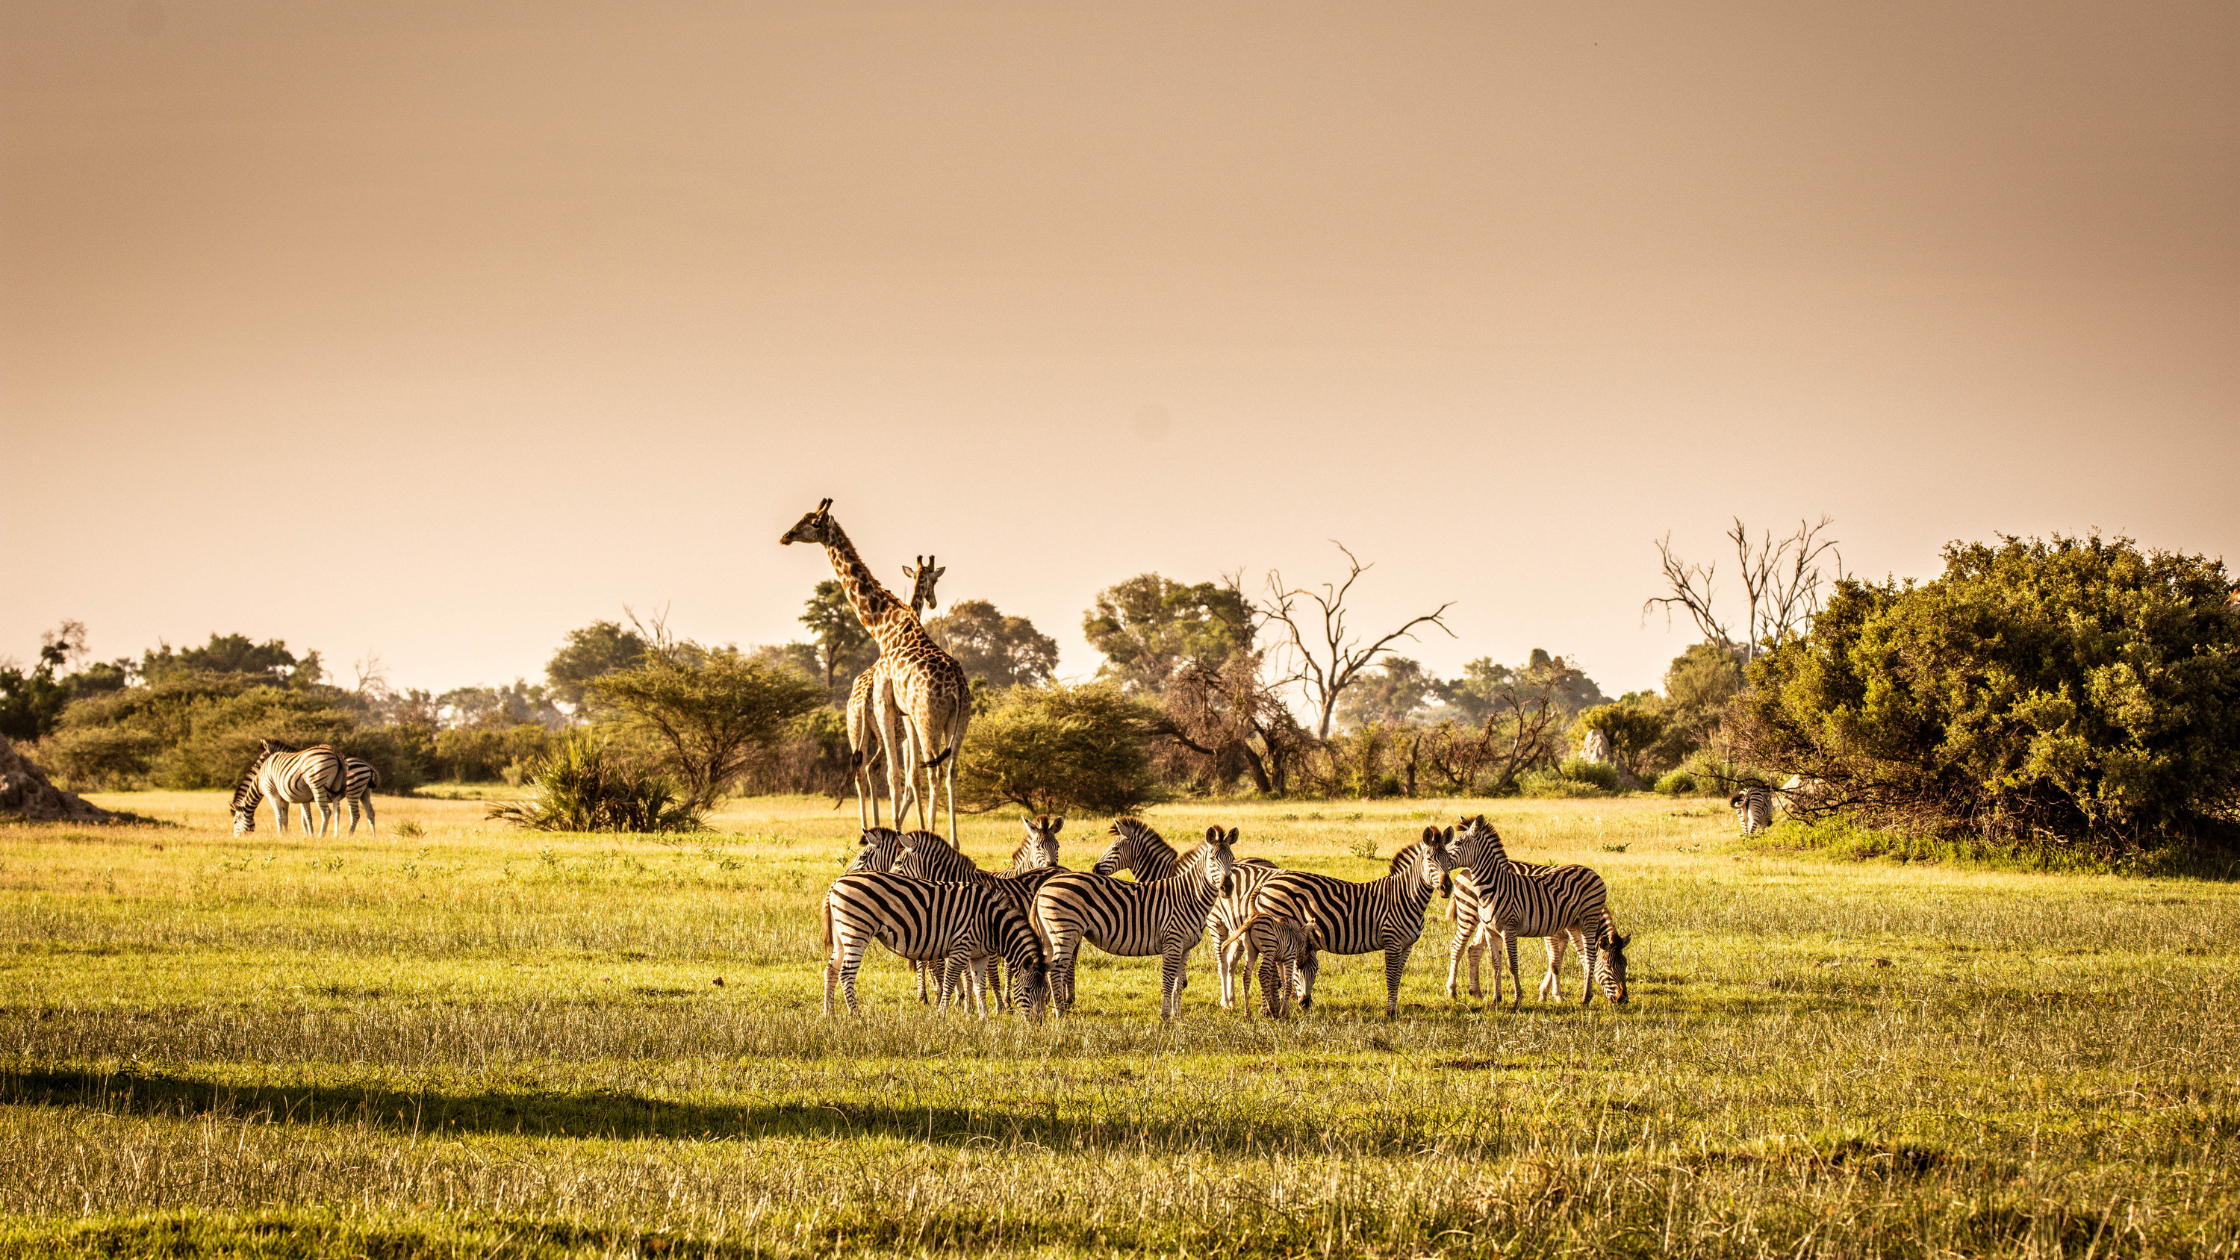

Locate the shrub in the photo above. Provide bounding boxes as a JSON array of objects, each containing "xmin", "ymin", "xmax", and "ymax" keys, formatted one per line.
[
  {"xmin": 1735, "ymin": 534, "xmax": 2240, "ymax": 850},
  {"xmin": 432, "ymin": 724, "xmax": 555, "ymax": 783},
  {"xmin": 1520, "ymin": 758, "xmax": 1623, "ymax": 799},
  {"xmin": 958, "ymin": 682, "xmax": 1162, "ymax": 815},
  {"xmin": 488, "ymin": 735, "xmax": 704, "ymax": 833},
  {"xmin": 1653, "ymin": 770, "xmax": 1702, "ymax": 795},
  {"xmin": 590, "ymin": 648, "xmax": 825, "ymax": 807}
]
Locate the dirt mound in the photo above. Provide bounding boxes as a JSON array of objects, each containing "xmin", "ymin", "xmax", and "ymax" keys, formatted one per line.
[{"xmin": 0, "ymin": 737, "xmax": 122, "ymax": 823}]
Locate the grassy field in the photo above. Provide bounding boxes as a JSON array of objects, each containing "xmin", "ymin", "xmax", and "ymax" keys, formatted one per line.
[{"xmin": 1, "ymin": 791, "xmax": 2234, "ymax": 1258}]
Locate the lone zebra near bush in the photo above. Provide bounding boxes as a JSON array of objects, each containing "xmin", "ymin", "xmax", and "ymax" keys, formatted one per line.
[
  {"xmin": 821, "ymin": 871, "xmax": 1049, "ymax": 1019},
  {"xmin": 1243, "ymin": 826, "xmax": 1456, "ymax": 1019},
  {"xmin": 1730, "ymin": 784, "xmax": 1774, "ymax": 834},
  {"xmin": 1033, "ymin": 825, "xmax": 1238, "ymax": 1019},
  {"xmin": 230, "ymin": 741, "xmax": 348, "ymax": 837},
  {"xmin": 846, "ymin": 554, "xmax": 945, "ymax": 830},
  {"xmin": 1449, "ymin": 814, "xmax": 1630, "ymax": 1008},
  {"xmin": 342, "ymin": 757, "xmax": 380, "ymax": 835},
  {"xmin": 783, "ymin": 500, "xmax": 972, "ymax": 843}
]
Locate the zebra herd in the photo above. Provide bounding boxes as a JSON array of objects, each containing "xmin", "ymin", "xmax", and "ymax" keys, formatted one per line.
[
  {"xmin": 228, "ymin": 740, "xmax": 381, "ymax": 837},
  {"xmin": 820, "ymin": 813, "xmax": 1631, "ymax": 1020}
]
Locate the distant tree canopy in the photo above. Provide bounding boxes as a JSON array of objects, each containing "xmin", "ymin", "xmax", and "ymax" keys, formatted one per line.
[
  {"xmin": 1333, "ymin": 657, "xmax": 1443, "ymax": 729},
  {"xmin": 1441, "ymin": 650, "xmax": 1609, "ymax": 725},
  {"xmin": 926, "ymin": 599, "xmax": 1060, "ymax": 691},
  {"xmin": 437, "ymin": 681, "xmax": 566, "ymax": 731},
  {"xmin": 141, "ymin": 633, "xmax": 322, "ymax": 690},
  {"xmin": 545, "ymin": 620, "xmax": 650, "ymax": 708},
  {"xmin": 1735, "ymin": 534, "xmax": 2240, "ymax": 849},
  {"xmin": 1083, "ymin": 574, "xmax": 1253, "ymax": 695},
  {"xmin": 958, "ymin": 682, "xmax": 1162, "ymax": 815},
  {"xmin": 796, "ymin": 580, "xmax": 875, "ymax": 701}
]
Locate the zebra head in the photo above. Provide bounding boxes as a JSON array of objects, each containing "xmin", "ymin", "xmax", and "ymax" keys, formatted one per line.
[
  {"xmin": 1413, "ymin": 825, "xmax": 1458, "ymax": 890},
  {"xmin": 778, "ymin": 498, "xmax": 836, "ymax": 546},
  {"xmin": 229, "ymin": 749, "xmax": 273, "ymax": 836},
  {"xmin": 846, "ymin": 827, "xmax": 907, "ymax": 873},
  {"xmin": 1199, "ymin": 826, "xmax": 1239, "ymax": 893},
  {"xmin": 1014, "ymin": 814, "xmax": 1064, "ymax": 872},
  {"xmin": 1092, "ymin": 817, "xmax": 1168, "ymax": 878},
  {"xmin": 1449, "ymin": 814, "xmax": 1511, "ymax": 879},
  {"xmin": 1599, "ymin": 932, "xmax": 1632, "ymax": 1004}
]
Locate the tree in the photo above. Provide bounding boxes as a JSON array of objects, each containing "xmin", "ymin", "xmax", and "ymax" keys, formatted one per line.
[
  {"xmin": 1149, "ymin": 649, "xmax": 1310, "ymax": 796},
  {"xmin": 925, "ymin": 599, "xmax": 1060, "ymax": 691},
  {"xmin": 1083, "ymin": 574, "xmax": 1254, "ymax": 695},
  {"xmin": 0, "ymin": 622, "xmax": 84, "ymax": 741},
  {"xmin": 1333, "ymin": 657, "xmax": 1442, "ymax": 729},
  {"xmin": 141, "ymin": 633, "xmax": 320, "ymax": 688},
  {"xmin": 796, "ymin": 580, "xmax": 875, "ymax": 701},
  {"xmin": 546, "ymin": 621, "xmax": 651, "ymax": 709},
  {"xmin": 958, "ymin": 682, "xmax": 1163, "ymax": 814},
  {"xmin": 1440, "ymin": 650, "xmax": 1607, "ymax": 725},
  {"xmin": 1646, "ymin": 517, "xmax": 1842, "ymax": 664},
  {"xmin": 1734, "ymin": 534, "xmax": 2240, "ymax": 849},
  {"xmin": 1573, "ymin": 699, "xmax": 1667, "ymax": 787},
  {"xmin": 437, "ymin": 681, "xmax": 565, "ymax": 731},
  {"xmin": 589, "ymin": 647, "xmax": 826, "ymax": 808},
  {"xmin": 1259, "ymin": 543, "xmax": 1455, "ymax": 740},
  {"xmin": 1412, "ymin": 653, "xmax": 1585, "ymax": 795}
]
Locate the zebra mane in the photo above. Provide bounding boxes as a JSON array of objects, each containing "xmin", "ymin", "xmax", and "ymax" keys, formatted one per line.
[
  {"xmin": 1103, "ymin": 817, "xmax": 1179, "ymax": 879},
  {"xmin": 1385, "ymin": 843, "xmax": 1419, "ymax": 875},
  {"xmin": 229, "ymin": 763, "xmax": 263, "ymax": 812}
]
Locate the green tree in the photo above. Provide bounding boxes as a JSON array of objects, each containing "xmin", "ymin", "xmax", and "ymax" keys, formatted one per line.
[
  {"xmin": 141, "ymin": 633, "xmax": 320, "ymax": 688},
  {"xmin": 0, "ymin": 624, "xmax": 79, "ymax": 741},
  {"xmin": 1573, "ymin": 698, "xmax": 1668, "ymax": 784},
  {"xmin": 1441, "ymin": 650, "xmax": 1608, "ymax": 724},
  {"xmin": 1334, "ymin": 656, "xmax": 1442, "ymax": 729},
  {"xmin": 546, "ymin": 621, "xmax": 650, "ymax": 709},
  {"xmin": 1735, "ymin": 534, "xmax": 2240, "ymax": 848},
  {"xmin": 959, "ymin": 682, "xmax": 1163, "ymax": 814},
  {"xmin": 797, "ymin": 580, "xmax": 875, "ymax": 700},
  {"xmin": 926, "ymin": 599, "xmax": 1060, "ymax": 691},
  {"xmin": 437, "ymin": 681, "xmax": 565, "ymax": 730},
  {"xmin": 589, "ymin": 647, "xmax": 826, "ymax": 808},
  {"xmin": 1083, "ymin": 574, "xmax": 1253, "ymax": 694}
]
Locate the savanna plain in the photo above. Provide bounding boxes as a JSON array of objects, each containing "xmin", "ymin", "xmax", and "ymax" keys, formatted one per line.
[{"xmin": 0, "ymin": 793, "xmax": 2233, "ymax": 1259}]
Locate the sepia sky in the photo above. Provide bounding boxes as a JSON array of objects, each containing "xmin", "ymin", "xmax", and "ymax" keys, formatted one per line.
[{"xmin": 3, "ymin": 1, "xmax": 2235, "ymax": 698}]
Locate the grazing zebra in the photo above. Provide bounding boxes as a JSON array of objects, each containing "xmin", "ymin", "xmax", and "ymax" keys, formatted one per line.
[
  {"xmin": 846, "ymin": 555, "xmax": 945, "ymax": 829},
  {"xmin": 896, "ymin": 816, "xmax": 1067, "ymax": 1005},
  {"xmin": 342, "ymin": 757, "xmax": 380, "ymax": 835},
  {"xmin": 821, "ymin": 872, "xmax": 1049, "ymax": 1018},
  {"xmin": 1032, "ymin": 826, "xmax": 1237, "ymax": 1019},
  {"xmin": 1449, "ymin": 815, "xmax": 1630, "ymax": 1007},
  {"xmin": 1730, "ymin": 784, "xmax": 1774, "ymax": 834},
  {"xmin": 1243, "ymin": 827, "xmax": 1456, "ymax": 1019},
  {"xmin": 1091, "ymin": 817, "xmax": 1282, "ymax": 1009},
  {"xmin": 230, "ymin": 741, "xmax": 348, "ymax": 837},
  {"xmin": 1221, "ymin": 909, "xmax": 1317, "ymax": 1020}
]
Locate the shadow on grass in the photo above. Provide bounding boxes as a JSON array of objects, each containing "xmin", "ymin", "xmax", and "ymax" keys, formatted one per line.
[{"xmin": 0, "ymin": 1066, "xmax": 1340, "ymax": 1153}]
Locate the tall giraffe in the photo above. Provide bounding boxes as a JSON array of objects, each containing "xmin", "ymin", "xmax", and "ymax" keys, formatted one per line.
[
  {"xmin": 782, "ymin": 500, "xmax": 972, "ymax": 842},
  {"xmin": 844, "ymin": 554, "xmax": 944, "ymax": 829}
]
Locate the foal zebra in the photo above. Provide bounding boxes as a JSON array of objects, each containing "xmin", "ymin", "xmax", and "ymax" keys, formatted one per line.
[
  {"xmin": 1091, "ymin": 818, "xmax": 1281, "ymax": 1008},
  {"xmin": 821, "ymin": 872, "xmax": 1049, "ymax": 1018},
  {"xmin": 230, "ymin": 742, "xmax": 348, "ymax": 836},
  {"xmin": 1730, "ymin": 784, "xmax": 1774, "ymax": 834},
  {"xmin": 342, "ymin": 758, "xmax": 380, "ymax": 835},
  {"xmin": 1243, "ymin": 826, "xmax": 1456, "ymax": 1019},
  {"xmin": 1449, "ymin": 815, "xmax": 1630, "ymax": 1007},
  {"xmin": 1033, "ymin": 826, "xmax": 1237, "ymax": 1019},
  {"xmin": 1221, "ymin": 910, "xmax": 1317, "ymax": 1020}
]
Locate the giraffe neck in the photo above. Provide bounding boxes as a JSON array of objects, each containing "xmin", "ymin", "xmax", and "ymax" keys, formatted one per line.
[{"xmin": 818, "ymin": 522, "xmax": 910, "ymax": 645}]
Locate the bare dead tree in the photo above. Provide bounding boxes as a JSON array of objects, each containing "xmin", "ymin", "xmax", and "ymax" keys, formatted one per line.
[
  {"xmin": 1643, "ymin": 517, "xmax": 1843, "ymax": 663},
  {"xmin": 1258, "ymin": 542, "xmax": 1455, "ymax": 740}
]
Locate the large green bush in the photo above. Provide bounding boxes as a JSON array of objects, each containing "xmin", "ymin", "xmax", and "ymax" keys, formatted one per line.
[
  {"xmin": 1735, "ymin": 534, "xmax": 2240, "ymax": 849},
  {"xmin": 958, "ymin": 682, "xmax": 1162, "ymax": 814},
  {"xmin": 488, "ymin": 734, "xmax": 703, "ymax": 833}
]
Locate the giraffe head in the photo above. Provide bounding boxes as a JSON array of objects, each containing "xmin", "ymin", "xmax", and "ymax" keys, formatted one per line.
[
  {"xmin": 778, "ymin": 498, "xmax": 835, "ymax": 546},
  {"xmin": 902, "ymin": 555, "xmax": 946, "ymax": 615}
]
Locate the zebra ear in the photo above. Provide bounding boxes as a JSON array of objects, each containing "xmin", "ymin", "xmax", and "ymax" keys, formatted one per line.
[
  {"xmin": 1048, "ymin": 816, "xmax": 1064, "ymax": 834},
  {"xmin": 1420, "ymin": 825, "xmax": 1438, "ymax": 844}
]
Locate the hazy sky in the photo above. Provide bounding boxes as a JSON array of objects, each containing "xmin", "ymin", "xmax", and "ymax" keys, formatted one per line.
[{"xmin": 4, "ymin": 1, "xmax": 2234, "ymax": 698}]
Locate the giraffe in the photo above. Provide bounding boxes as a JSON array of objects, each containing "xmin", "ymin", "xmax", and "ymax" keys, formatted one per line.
[
  {"xmin": 782, "ymin": 500, "xmax": 972, "ymax": 842},
  {"xmin": 844, "ymin": 554, "xmax": 944, "ymax": 829}
]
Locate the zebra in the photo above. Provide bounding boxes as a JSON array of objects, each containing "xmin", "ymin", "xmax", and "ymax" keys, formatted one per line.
[
  {"xmin": 821, "ymin": 871, "xmax": 1049, "ymax": 1018},
  {"xmin": 1220, "ymin": 909, "xmax": 1317, "ymax": 1020},
  {"xmin": 1730, "ymin": 784, "xmax": 1774, "ymax": 834},
  {"xmin": 1242, "ymin": 826, "xmax": 1456, "ymax": 1019},
  {"xmin": 341, "ymin": 757, "xmax": 380, "ymax": 835},
  {"xmin": 1032, "ymin": 826, "xmax": 1237, "ymax": 1019},
  {"xmin": 1449, "ymin": 814, "xmax": 1630, "ymax": 1007},
  {"xmin": 230, "ymin": 741, "xmax": 348, "ymax": 837},
  {"xmin": 1444, "ymin": 840, "xmax": 1558, "ymax": 1001},
  {"xmin": 845, "ymin": 826, "xmax": 911, "ymax": 874},
  {"xmin": 1090, "ymin": 818, "xmax": 1281, "ymax": 1009},
  {"xmin": 895, "ymin": 816, "xmax": 1067, "ymax": 1005},
  {"xmin": 846, "ymin": 554, "xmax": 945, "ymax": 830}
]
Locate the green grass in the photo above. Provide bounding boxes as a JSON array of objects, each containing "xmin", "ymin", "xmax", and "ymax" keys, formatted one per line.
[{"xmin": 1, "ymin": 793, "xmax": 2234, "ymax": 1257}]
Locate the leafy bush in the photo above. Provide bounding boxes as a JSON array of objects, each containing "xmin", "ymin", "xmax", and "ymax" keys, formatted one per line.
[
  {"xmin": 488, "ymin": 735, "xmax": 704, "ymax": 833},
  {"xmin": 1653, "ymin": 770, "xmax": 1701, "ymax": 795},
  {"xmin": 958, "ymin": 682, "xmax": 1162, "ymax": 815},
  {"xmin": 1520, "ymin": 758, "xmax": 1623, "ymax": 799},
  {"xmin": 590, "ymin": 648, "xmax": 825, "ymax": 807},
  {"xmin": 1735, "ymin": 534, "xmax": 2240, "ymax": 850}
]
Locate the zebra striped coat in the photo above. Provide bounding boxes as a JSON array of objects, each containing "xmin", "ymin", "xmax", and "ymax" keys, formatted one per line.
[
  {"xmin": 896, "ymin": 816, "xmax": 1067, "ymax": 1005},
  {"xmin": 821, "ymin": 872, "xmax": 1049, "ymax": 1018},
  {"xmin": 1444, "ymin": 845, "xmax": 1558, "ymax": 1001},
  {"xmin": 1033, "ymin": 826, "xmax": 1237, "ymax": 1019},
  {"xmin": 230, "ymin": 742, "xmax": 348, "ymax": 837},
  {"xmin": 1090, "ymin": 818, "xmax": 1281, "ymax": 1009},
  {"xmin": 342, "ymin": 758, "xmax": 380, "ymax": 835},
  {"xmin": 846, "ymin": 827, "xmax": 912, "ymax": 875},
  {"xmin": 1450, "ymin": 814, "xmax": 1630, "ymax": 1007},
  {"xmin": 1221, "ymin": 910, "xmax": 1317, "ymax": 1020},
  {"xmin": 1244, "ymin": 827, "xmax": 1457, "ymax": 1019},
  {"xmin": 1730, "ymin": 784, "xmax": 1774, "ymax": 834}
]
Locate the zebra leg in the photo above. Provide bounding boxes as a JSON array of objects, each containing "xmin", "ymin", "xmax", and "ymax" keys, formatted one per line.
[
  {"xmin": 914, "ymin": 960, "xmax": 931, "ymax": 1005},
  {"xmin": 1444, "ymin": 919, "xmax": 1466, "ymax": 999},
  {"xmin": 838, "ymin": 940, "xmax": 871, "ymax": 1015},
  {"xmin": 1381, "ymin": 939, "xmax": 1416, "ymax": 1019},
  {"xmin": 1160, "ymin": 948, "xmax": 1189, "ymax": 1020},
  {"xmin": 362, "ymin": 794, "xmax": 375, "ymax": 835},
  {"xmin": 1578, "ymin": 930, "xmax": 1601, "ymax": 1007},
  {"xmin": 1540, "ymin": 932, "xmax": 1572, "ymax": 1003},
  {"xmin": 1044, "ymin": 931, "xmax": 1080, "ymax": 1016},
  {"xmin": 271, "ymin": 795, "xmax": 290, "ymax": 836},
  {"xmin": 1504, "ymin": 931, "xmax": 1524, "ymax": 1011}
]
